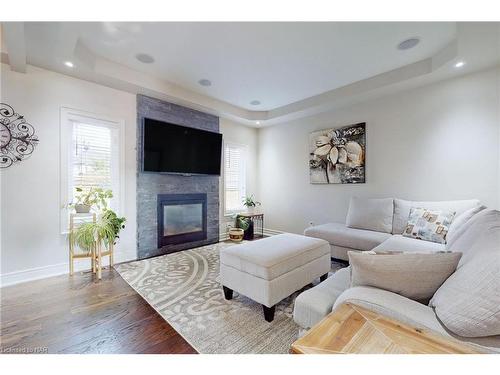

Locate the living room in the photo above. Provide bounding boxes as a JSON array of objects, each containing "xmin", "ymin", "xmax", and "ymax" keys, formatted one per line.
[{"xmin": 1, "ymin": 1, "xmax": 500, "ymax": 371}]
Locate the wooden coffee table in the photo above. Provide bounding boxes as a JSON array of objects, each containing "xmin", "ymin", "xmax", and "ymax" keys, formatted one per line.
[{"xmin": 291, "ymin": 303, "xmax": 483, "ymax": 354}]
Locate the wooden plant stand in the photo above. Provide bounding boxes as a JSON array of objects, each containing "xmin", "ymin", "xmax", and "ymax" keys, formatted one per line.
[
  {"xmin": 69, "ymin": 213, "xmax": 114, "ymax": 280},
  {"xmin": 93, "ymin": 239, "xmax": 114, "ymax": 280}
]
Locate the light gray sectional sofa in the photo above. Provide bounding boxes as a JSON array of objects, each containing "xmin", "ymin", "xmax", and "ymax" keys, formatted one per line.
[
  {"xmin": 295, "ymin": 198, "xmax": 500, "ymax": 352},
  {"xmin": 304, "ymin": 198, "xmax": 480, "ymax": 261}
]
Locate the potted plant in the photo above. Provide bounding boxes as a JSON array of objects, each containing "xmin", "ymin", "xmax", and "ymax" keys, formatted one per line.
[
  {"xmin": 235, "ymin": 215, "xmax": 254, "ymax": 240},
  {"xmin": 71, "ymin": 208, "xmax": 126, "ymax": 252},
  {"xmin": 242, "ymin": 195, "xmax": 261, "ymax": 214},
  {"xmin": 69, "ymin": 187, "xmax": 113, "ymax": 213}
]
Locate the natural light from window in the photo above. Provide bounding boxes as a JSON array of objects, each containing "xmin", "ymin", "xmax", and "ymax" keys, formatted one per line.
[
  {"xmin": 69, "ymin": 120, "xmax": 120, "ymax": 213},
  {"xmin": 224, "ymin": 143, "xmax": 246, "ymax": 214}
]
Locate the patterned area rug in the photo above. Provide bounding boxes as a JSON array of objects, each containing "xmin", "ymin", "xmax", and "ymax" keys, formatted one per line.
[{"xmin": 115, "ymin": 241, "xmax": 346, "ymax": 354}]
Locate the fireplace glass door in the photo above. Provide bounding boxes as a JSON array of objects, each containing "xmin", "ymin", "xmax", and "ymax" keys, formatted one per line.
[
  {"xmin": 163, "ymin": 203, "xmax": 203, "ymax": 236},
  {"xmin": 157, "ymin": 193, "xmax": 208, "ymax": 248}
]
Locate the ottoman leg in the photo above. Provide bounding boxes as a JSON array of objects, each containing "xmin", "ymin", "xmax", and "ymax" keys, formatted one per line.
[
  {"xmin": 320, "ymin": 273, "xmax": 328, "ymax": 282},
  {"xmin": 263, "ymin": 305, "xmax": 276, "ymax": 322},
  {"xmin": 223, "ymin": 286, "xmax": 233, "ymax": 300}
]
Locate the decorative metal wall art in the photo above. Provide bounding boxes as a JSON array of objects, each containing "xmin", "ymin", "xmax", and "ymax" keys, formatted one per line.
[{"xmin": 0, "ymin": 103, "xmax": 39, "ymax": 168}]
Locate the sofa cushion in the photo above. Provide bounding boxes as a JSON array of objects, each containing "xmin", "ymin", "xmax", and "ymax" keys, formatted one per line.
[
  {"xmin": 346, "ymin": 197, "xmax": 393, "ymax": 234},
  {"xmin": 333, "ymin": 286, "xmax": 447, "ymax": 334},
  {"xmin": 372, "ymin": 235, "xmax": 445, "ymax": 253},
  {"xmin": 430, "ymin": 209, "xmax": 500, "ymax": 337},
  {"xmin": 348, "ymin": 251, "xmax": 462, "ymax": 302},
  {"xmin": 392, "ymin": 199, "xmax": 480, "ymax": 235},
  {"xmin": 446, "ymin": 209, "xmax": 499, "ymax": 266},
  {"xmin": 402, "ymin": 207, "xmax": 455, "ymax": 244},
  {"xmin": 293, "ymin": 267, "xmax": 351, "ymax": 329},
  {"xmin": 446, "ymin": 205, "xmax": 486, "ymax": 250},
  {"xmin": 219, "ymin": 233, "xmax": 330, "ymax": 280},
  {"xmin": 304, "ymin": 222, "xmax": 391, "ymax": 251}
]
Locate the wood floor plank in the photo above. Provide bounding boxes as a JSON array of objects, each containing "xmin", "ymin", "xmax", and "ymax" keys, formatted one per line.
[{"xmin": 0, "ymin": 268, "xmax": 197, "ymax": 354}]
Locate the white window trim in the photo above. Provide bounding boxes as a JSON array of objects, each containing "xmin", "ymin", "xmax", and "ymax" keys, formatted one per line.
[
  {"xmin": 223, "ymin": 141, "xmax": 248, "ymax": 216},
  {"xmin": 60, "ymin": 107, "xmax": 125, "ymax": 234}
]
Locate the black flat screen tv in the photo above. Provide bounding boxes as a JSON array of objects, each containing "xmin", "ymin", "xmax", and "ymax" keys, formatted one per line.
[{"xmin": 142, "ymin": 118, "xmax": 222, "ymax": 175}]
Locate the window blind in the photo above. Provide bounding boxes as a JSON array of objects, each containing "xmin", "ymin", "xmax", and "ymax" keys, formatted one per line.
[
  {"xmin": 224, "ymin": 143, "xmax": 246, "ymax": 213},
  {"xmin": 69, "ymin": 121, "xmax": 119, "ymax": 212}
]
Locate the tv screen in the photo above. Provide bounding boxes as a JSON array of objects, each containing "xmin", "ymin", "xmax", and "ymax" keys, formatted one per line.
[{"xmin": 142, "ymin": 118, "xmax": 222, "ymax": 175}]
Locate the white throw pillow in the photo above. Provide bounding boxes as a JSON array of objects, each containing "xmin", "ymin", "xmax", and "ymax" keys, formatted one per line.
[
  {"xmin": 446, "ymin": 205, "xmax": 486, "ymax": 249},
  {"xmin": 402, "ymin": 207, "xmax": 455, "ymax": 244},
  {"xmin": 345, "ymin": 197, "xmax": 393, "ymax": 234},
  {"xmin": 348, "ymin": 250, "xmax": 462, "ymax": 302}
]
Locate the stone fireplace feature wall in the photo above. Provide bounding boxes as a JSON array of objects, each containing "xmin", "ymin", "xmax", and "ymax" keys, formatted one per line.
[{"xmin": 137, "ymin": 95, "xmax": 220, "ymax": 259}]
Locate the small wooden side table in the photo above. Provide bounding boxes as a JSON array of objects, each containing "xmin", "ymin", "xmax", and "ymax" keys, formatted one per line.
[
  {"xmin": 236, "ymin": 212, "xmax": 264, "ymax": 240},
  {"xmin": 291, "ymin": 303, "xmax": 483, "ymax": 354}
]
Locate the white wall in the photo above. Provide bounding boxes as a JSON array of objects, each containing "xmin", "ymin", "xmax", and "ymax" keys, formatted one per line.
[
  {"xmin": 497, "ymin": 68, "xmax": 500, "ymax": 208},
  {"xmin": 0, "ymin": 63, "xmax": 260, "ymax": 285},
  {"xmin": 258, "ymin": 67, "xmax": 500, "ymax": 234},
  {"xmin": 0, "ymin": 63, "xmax": 137, "ymax": 285},
  {"xmin": 2, "ymin": 62, "xmax": 498, "ymax": 285},
  {"xmin": 219, "ymin": 118, "xmax": 259, "ymax": 236}
]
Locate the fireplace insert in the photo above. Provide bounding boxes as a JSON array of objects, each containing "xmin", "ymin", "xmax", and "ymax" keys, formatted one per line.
[{"xmin": 157, "ymin": 193, "xmax": 207, "ymax": 249}]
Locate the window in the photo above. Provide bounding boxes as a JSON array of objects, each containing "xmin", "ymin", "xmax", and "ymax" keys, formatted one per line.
[
  {"xmin": 60, "ymin": 108, "xmax": 124, "ymax": 233},
  {"xmin": 70, "ymin": 121, "xmax": 120, "ymax": 210},
  {"xmin": 224, "ymin": 143, "xmax": 247, "ymax": 214}
]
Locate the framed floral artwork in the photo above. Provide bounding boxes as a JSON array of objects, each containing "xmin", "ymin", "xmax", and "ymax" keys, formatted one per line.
[{"xmin": 309, "ymin": 122, "xmax": 365, "ymax": 184}]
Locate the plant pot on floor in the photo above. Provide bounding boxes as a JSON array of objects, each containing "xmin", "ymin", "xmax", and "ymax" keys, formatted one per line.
[
  {"xmin": 243, "ymin": 221, "xmax": 254, "ymax": 240},
  {"xmin": 229, "ymin": 228, "xmax": 244, "ymax": 242},
  {"xmin": 74, "ymin": 204, "xmax": 91, "ymax": 213}
]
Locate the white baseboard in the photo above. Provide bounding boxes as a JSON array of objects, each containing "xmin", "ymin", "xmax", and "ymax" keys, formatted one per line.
[
  {"xmin": 0, "ymin": 250, "xmax": 136, "ymax": 288},
  {"xmin": 263, "ymin": 228, "xmax": 286, "ymax": 236},
  {"xmin": 219, "ymin": 232, "xmax": 229, "ymax": 241}
]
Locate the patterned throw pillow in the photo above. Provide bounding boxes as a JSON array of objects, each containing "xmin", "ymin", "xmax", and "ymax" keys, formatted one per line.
[{"xmin": 403, "ymin": 207, "xmax": 456, "ymax": 244}]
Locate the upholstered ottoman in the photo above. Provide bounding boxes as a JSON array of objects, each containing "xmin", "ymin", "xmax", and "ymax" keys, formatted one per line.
[{"xmin": 220, "ymin": 233, "xmax": 331, "ymax": 322}]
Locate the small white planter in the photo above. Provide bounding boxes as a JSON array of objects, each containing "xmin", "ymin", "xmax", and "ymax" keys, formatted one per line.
[{"xmin": 74, "ymin": 204, "xmax": 91, "ymax": 213}]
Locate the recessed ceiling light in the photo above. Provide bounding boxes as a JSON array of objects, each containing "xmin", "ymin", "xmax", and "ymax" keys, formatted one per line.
[
  {"xmin": 198, "ymin": 79, "xmax": 212, "ymax": 87},
  {"xmin": 250, "ymin": 100, "xmax": 261, "ymax": 106},
  {"xmin": 135, "ymin": 53, "xmax": 155, "ymax": 64},
  {"xmin": 64, "ymin": 61, "xmax": 74, "ymax": 68},
  {"xmin": 455, "ymin": 61, "xmax": 465, "ymax": 68},
  {"xmin": 256, "ymin": 121, "xmax": 260, "ymax": 125},
  {"xmin": 397, "ymin": 38, "xmax": 420, "ymax": 51}
]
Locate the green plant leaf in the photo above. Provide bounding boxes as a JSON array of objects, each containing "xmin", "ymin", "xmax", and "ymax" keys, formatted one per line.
[{"xmin": 71, "ymin": 208, "xmax": 126, "ymax": 250}]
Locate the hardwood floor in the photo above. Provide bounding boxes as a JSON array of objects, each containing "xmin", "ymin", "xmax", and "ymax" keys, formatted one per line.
[{"xmin": 0, "ymin": 268, "xmax": 197, "ymax": 354}]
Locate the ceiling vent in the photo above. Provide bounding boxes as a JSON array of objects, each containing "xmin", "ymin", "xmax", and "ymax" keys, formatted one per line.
[
  {"xmin": 397, "ymin": 38, "xmax": 420, "ymax": 50},
  {"xmin": 135, "ymin": 53, "xmax": 155, "ymax": 63}
]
